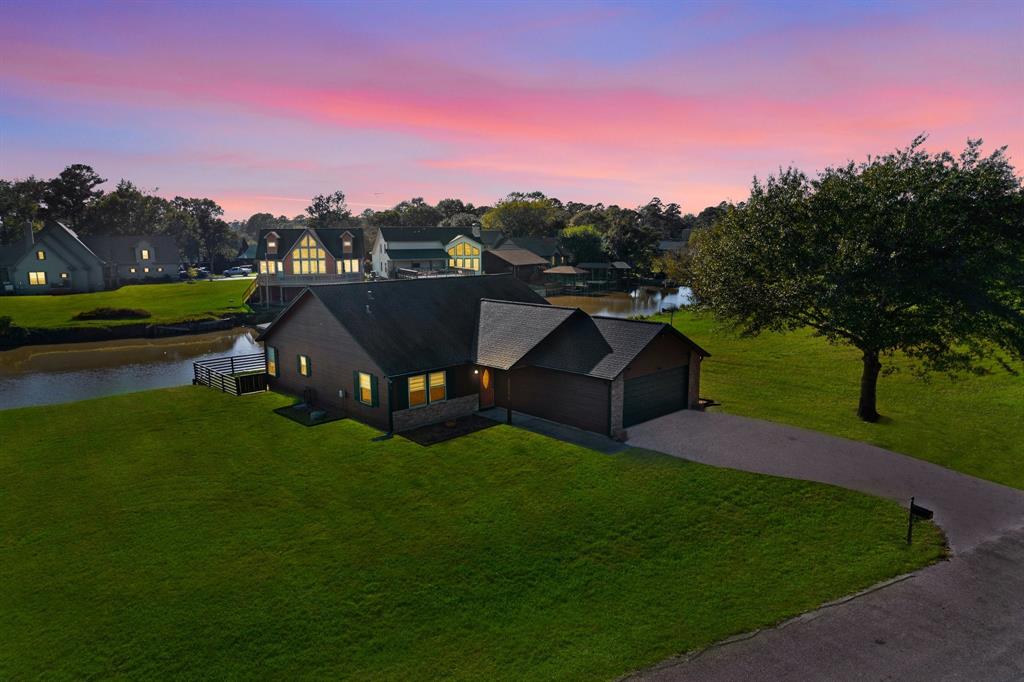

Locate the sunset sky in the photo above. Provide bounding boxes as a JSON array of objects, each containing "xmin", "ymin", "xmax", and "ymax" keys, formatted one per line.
[{"xmin": 1, "ymin": 0, "xmax": 1021, "ymax": 220}]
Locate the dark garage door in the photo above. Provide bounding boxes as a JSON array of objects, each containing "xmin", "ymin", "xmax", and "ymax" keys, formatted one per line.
[{"xmin": 623, "ymin": 366, "xmax": 688, "ymax": 427}]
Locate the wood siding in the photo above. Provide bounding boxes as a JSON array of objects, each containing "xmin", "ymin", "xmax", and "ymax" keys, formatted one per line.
[
  {"xmin": 623, "ymin": 329, "xmax": 691, "ymax": 380},
  {"xmin": 262, "ymin": 294, "xmax": 390, "ymax": 430},
  {"xmin": 390, "ymin": 364, "xmax": 477, "ymax": 411},
  {"xmin": 496, "ymin": 366, "xmax": 610, "ymax": 434}
]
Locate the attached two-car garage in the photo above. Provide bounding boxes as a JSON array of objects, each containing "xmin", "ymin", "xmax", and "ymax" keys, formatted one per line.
[{"xmin": 623, "ymin": 366, "xmax": 689, "ymax": 428}]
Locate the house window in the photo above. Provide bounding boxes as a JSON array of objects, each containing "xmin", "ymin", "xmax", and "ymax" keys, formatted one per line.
[
  {"xmin": 143, "ymin": 267, "xmax": 150, "ymax": 273},
  {"xmin": 470, "ymin": 245, "xmax": 480, "ymax": 256},
  {"xmin": 266, "ymin": 346, "xmax": 278, "ymax": 377},
  {"xmin": 140, "ymin": 249, "xmax": 150, "ymax": 260},
  {"xmin": 276, "ymin": 261, "xmax": 283, "ymax": 273},
  {"xmin": 336, "ymin": 258, "xmax": 360, "ymax": 274},
  {"xmin": 297, "ymin": 354, "xmax": 311, "ymax": 377},
  {"xmin": 408, "ymin": 374, "xmax": 427, "ymax": 407},
  {"xmin": 292, "ymin": 234, "xmax": 326, "ymax": 274},
  {"xmin": 36, "ymin": 250, "xmax": 46, "ymax": 260},
  {"xmin": 129, "ymin": 267, "xmax": 136, "ymax": 274},
  {"xmin": 60, "ymin": 272, "xmax": 69, "ymax": 281},
  {"xmin": 28, "ymin": 271, "xmax": 46, "ymax": 285},
  {"xmin": 449, "ymin": 258, "xmax": 456, "ymax": 267},
  {"xmin": 429, "ymin": 371, "xmax": 446, "ymax": 402},
  {"xmin": 157, "ymin": 267, "xmax": 163, "ymax": 273},
  {"xmin": 358, "ymin": 372, "xmax": 374, "ymax": 405},
  {"xmin": 342, "ymin": 233, "xmax": 353, "ymax": 254},
  {"xmin": 456, "ymin": 243, "xmax": 466, "ymax": 256}
]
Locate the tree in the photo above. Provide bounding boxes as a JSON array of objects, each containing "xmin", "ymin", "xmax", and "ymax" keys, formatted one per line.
[
  {"xmin": 243, "ymin": 212, "xmax": 282, "ymax": 239},
  {"xmin": 306, "ymin": 190, "xmax": 353, "ymax": 229},
  {"xmin": 84, "ymin": 180, "xmax": 170, "ymax": 235},
  {"xmin": 0, "ymin": 177, "xmax": 48, "ymax": 244},
  {"xmin": 392, "ymin": 197, "xmax": 443, "ymax": 226},
  {"xmin": 440, "ymin": 212, "xmax": 481, "ymax": 228},
  {"xmin": 172, "ymin": 197, "xmax": 229, "ymax": 270},
  {"xmin": 435, "ymin": 198, "xmax": 475, "ymax": 221},
  {"xmin": 482, "ymin": 193, "xmax": 566, "ymax": 237},
  {"xmin": 45, "ymin": 164, "xmax": 106, "ymax": 231},
  {"xmin": 637, "ymin": 197, "xmax": 685, "ymax": 238},
  {"xmin": 690, "ymin": 137, "xmax": 1024, "ymax": 422},
  {"xmin": 601, "ymin": 206, "xmax": 659, "ymax": 270},
  {"xmin": 559, "ymin": 224, "xmax": 605, "ymax": 263}
]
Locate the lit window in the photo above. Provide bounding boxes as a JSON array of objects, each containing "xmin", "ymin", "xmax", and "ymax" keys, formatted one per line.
[
  {"xmin": 157, "ymin": 267, "xmax": 163, "ymax": 273},
  {"xmin": 349, "ymin": 259, "xmax": 360, "ymax": 273},
  {"xmin": 36, "ymin": 250, "xmax": 46, "ymax": 260},
  {"xmin": 457, "ymin": 258, "xmax": 465, "ymax": 269},
  {"xmin": 129, "ymin": 267, "xmax": 136, "ymax": 273},
  {"xmin": 470, "ymin": 245, "xmax": 480, "ymax": 256},
  {"xmin": 266, "ymin": 347, "xmax": 278, "ymax": 377},
  {"xmin": 449, "ymin": 258, "xmax": 455, "ymax": 267},
  {"xmin": 456, "ymin": 243, "xmax": 466, "ymax": 256},
  {"xmin": 291, "ymin": 235, "xmax": 326, "ymax": 275},
  {"xmin": 60, "ymin": 272, "xmax": 68, "ymax": 280},
  {"xmin": 408, "ymin": 374, "xmax": 427, "ymax": 407},
  {"xmin": 143, "ymin": 267, "xmax": 150, "ymax": 273},
  {"xmin": 448, "ymin": 247, "xmax": 456, "ymax": 257},
  {"xmin": 140, "ymin": 249, "xmax": 150, "ymax": 260},
  {"xmin": 276, "ymin": 261, "xmax": 283, "ymax": 273},
  {"xmin": 267, "ymin": 240, "xmax": 277, "ymax": 250},
  {"xmin": 358, "ymin": 372, "xmax": 373, "ymax": 405},
  {"xmin": 28, "ymin": 271, "xmax": 46, "ymax": 285},
  {"xmin": 297, "ymin": 354, "xmax": 311, "ymax": 377},
  {"xmin": 429, "ymin": 371, "xmax": 446, "ymax": 402}
]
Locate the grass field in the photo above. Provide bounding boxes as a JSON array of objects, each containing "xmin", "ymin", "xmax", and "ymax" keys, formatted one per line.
[
  {"xmin": 0, "ymin": 388, "xmax": 942, "ymax": 680},
  {"xmin": 658, "ymin": 310, "xmax": 1024, "ymax": 490},
  {"xmin": 0, "ymin": 279, "xmax": 252, "ymax": 329}
]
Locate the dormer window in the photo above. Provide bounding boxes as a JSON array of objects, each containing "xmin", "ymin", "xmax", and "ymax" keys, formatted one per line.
[
  {"xmin": 140, "ymin": 249, "xmax": 150, "ymax": 260},
  {"xmin": 36, "ymin": 250, "xmax": 46, "ymax": 260},
  {"xmin": 341, "ymin": 231, "xmax": 353, "ymax": 255},
  {"xmin": 266, "ymin": 232, "xmax": 279, "ymax": 255}
]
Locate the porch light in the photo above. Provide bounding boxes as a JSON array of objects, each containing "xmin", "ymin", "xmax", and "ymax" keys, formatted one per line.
[{"xmin": 473, "ymin": 369, "xmax": 479, "ymax": 374}]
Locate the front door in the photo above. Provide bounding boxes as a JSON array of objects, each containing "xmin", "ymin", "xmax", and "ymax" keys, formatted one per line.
[{"xmin": 479, "ymin": 368, "xmax": 494, "ymax": 408}]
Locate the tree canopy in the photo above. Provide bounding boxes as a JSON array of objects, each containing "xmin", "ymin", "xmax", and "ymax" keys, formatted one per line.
[{"xmin": 690, "ymin": 137, "xmax": 1024, "ymax": 421}]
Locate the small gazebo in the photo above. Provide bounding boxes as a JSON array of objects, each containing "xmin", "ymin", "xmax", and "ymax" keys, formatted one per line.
[{"xmin": 543, "ymin": 265, "xmax": 590, "ymax": 294}]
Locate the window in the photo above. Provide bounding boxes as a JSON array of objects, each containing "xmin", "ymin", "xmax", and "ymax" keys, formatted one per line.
[
  {"xmin": 470, "ymin": 245, "xmax": 480, "ymax": 256},
  {"xmin": 143, "ymin": 267, "xmax": 150, "ymax": 273},
  {"xmin": 429, "ymin": 371, "xmax": 446, "ymax": 402},
  {"xmin": 297, "ymin": 354, "xmax": 311, "ymax": 377},
  {"xmin": 457, "ymin": 258, "xmax": 465, "ymax": 269},
  {"xmin": 456, "ymin": 243, "xmax": 466, "ymax": 256},
  {"xmin": 266, "ymin": 346, "xmax": 278, "ymax": 377},
  {"xmin": 60, "ymin": 272, "xmax": 69, "ymax": 281},
  {"xmin": 342, "ymin": 233, "xmax": 353, "ymax": 254},
  {"xmin": 358, "ymin": 372, "xmax": 374, "ymax": 405},
  {"xmin": 28, "ymin": 271, "xmax": 46, "ymax": 285},
  {"xmin": 276, "ymin": 261, "xmax": 283, "ymax": 273},
  {"xmin": 157, "ymin": 267, "xmax": 163, "ymax": 273},
  {"xmin": 36, "ymin": 250, "xmax": 46, "ymax": 260},
  {"xmin": 408, "ymin": 375, "xmax": 427, "ymax": 407},
  {"xmin": 291, "ymin": 234, "xmax": 326, "ymax": 275},
  {"xmin": 336, "ymin": 258, "xmax": 360, "ymax": 274},
  {"xmin": 129, "ymin": 267, "xmax": 137, "ymax": 274},
  {"xmin": 140, "ymin": 249, "xmax": 150, "ymax": 260},
  {"xmin": 449, "ymin": 258, "xmax": 456, "ymax": 267}
]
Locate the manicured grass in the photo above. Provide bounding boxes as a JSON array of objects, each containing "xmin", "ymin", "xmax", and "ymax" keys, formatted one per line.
[
  {"xmin": 0, "ymin": 280, "xmax": 252, "ymax": 329},
  {"xmin": 0, "ymin": 387, "xmax": 943, "ymax": 680},
  {"xmin": 658, "ymin": 310, "xmax": 1024, "ymax": 490}
]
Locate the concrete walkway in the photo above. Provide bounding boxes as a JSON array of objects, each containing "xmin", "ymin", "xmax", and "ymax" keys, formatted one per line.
[
  {"xmin": 627, "ymin": 410, "xmax": 1024, "ymax": 552},
  {"xmin": 477, "ymin": 407, "xmax": 627, "ymax": 455}
]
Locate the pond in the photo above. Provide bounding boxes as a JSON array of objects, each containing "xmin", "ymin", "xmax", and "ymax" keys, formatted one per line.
[
  {"xmin": 546, "ymin": 286, "xmax": 692, "ymax": 318},
  {"xmin": 0, "ymin": 328, "xmax": 262, "ymax": 410}
]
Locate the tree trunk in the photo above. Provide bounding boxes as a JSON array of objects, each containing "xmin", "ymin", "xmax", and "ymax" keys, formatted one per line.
[{"xmin": 857, "ymin": 350, "xmax": 881, "ymax": 422}]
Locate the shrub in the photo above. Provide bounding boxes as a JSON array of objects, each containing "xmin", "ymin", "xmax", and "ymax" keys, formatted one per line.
[
  {"xmin": 72, "ymin": 307, "xmax": 152, "ymax": 321},
  {"xmin": 0, "ymin": 315, "xmax": 26, "ymax": 342}
]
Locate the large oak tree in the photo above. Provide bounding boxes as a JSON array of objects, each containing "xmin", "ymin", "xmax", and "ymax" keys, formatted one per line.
[{"xmin": 690, "ymin": 137, "xmax": 1024, "ymax": 422}]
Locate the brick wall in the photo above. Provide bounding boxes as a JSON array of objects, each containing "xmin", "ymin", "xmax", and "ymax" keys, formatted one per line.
[
  {"xmin": 688, "ymin": 350, "xmax": 702, "ymax": 408},
  {"xmin": 392, "ymin": 394, "xmax": 480, "ymax": 432},
  {"xmin": 610, "ymin": 374, "xmax": 624, "ymax": 436}
]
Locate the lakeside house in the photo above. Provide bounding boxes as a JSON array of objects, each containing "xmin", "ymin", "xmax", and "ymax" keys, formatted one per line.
[
  {"xmin": 257, "ymin": 274, "xmax": 707, "ymax": 436},
  {"xmin": 254, "ymin": 226, "xmax": 365, "ymax": 304},
  {"xmin": 0, "ymin": 221, "xmax": 178, "ymax": 295},
  {"xmin": 371, "ymin": 226, "xmax": 484, "ymax": 278}
]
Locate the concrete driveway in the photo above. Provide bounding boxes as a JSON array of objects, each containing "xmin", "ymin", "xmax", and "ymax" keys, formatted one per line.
[
  {"xmin": 627, "ymin": 410, "xmax": 1024, "ymax": 553},
  {"xmin": 626, "ymin": 410, "xmax": 1024, "ymax": 681}
]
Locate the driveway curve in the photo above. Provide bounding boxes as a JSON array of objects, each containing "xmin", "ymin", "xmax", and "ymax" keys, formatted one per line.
[{"xmin": 626, "ymin": 410, "xmax": 1024, "ymax": 553}]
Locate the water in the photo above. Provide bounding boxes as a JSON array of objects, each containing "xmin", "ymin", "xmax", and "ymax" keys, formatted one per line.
[
  {"xmin": 546, "ymin": 286, "xmax": 692, "ymax": 318},
  {"xmin": 0, "ymin": 329, "xmax": 262, "ymax": 410}
]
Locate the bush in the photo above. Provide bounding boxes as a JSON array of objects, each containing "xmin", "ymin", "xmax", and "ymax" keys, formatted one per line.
[
  {"xmin": 72, "ymin": 307, "xmax": 152, "ymax": 321},
  {"xmin": 0, "ymin": 315, "xmax": 26, "ymax": 343}
]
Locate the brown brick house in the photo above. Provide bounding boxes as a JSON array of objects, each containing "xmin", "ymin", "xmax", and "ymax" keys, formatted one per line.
[{"xmin": 257, "ymin": 275, "xmax": 708, "ymax": 436}]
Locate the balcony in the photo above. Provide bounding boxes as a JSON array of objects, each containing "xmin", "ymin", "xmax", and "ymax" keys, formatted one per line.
[{"xmin": 256, "ymin": 272, "xmax": 363, "ymax": 287}]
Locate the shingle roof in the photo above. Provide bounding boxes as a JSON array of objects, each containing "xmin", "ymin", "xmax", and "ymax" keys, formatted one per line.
[
  {"xmin": 378, "ymin": 226, "xmax": 476, "ymax": 244},
  {"xmin": 544, "ymin": 265, "xmax": 588, "ymax": 275},
  {"xmin": 487, "ymin": 247, "xmax": 549, "ymax": 267},
  {"xmin": 578, "ymin": 261, "xmax": 612, "ymax": 269},
  {"xmin": 509, "ymin": 236, "xmax": 562, "ymax": 258},
  {"xmin": 479, "ymin": 230, "xmax": 506, "ymax": 248},
  {"xmin": 266, "ymin": 275, "xmax": 548, "ymax": 376},
  {"xmin": 255, "ymin": 227, "xmax": 363, "ymax": 259},
  {"xmin": 388, "ymin": 248, "xmax": 449, "ymax": 261},
  {"xmin": 81, "ymin": 233, "xmax": 179, "ymax": 264},
  {"xmin": 473, "ymin": 300, "xmax": 576, "ymax": 370}
]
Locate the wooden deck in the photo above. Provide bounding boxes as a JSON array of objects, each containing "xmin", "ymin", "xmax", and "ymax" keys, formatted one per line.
[{"xmin": 193, "ymin": 353, "xmax": 267, "ymax": 396}]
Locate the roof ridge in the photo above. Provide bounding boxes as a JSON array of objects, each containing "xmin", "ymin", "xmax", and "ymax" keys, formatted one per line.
[
  {"xmin": 592, "ymin": 315, "xmax": 667, "ymax": 325},
  {"xmin": 480, "ymin": 298, "xmax": 573, "ymax": 311}
]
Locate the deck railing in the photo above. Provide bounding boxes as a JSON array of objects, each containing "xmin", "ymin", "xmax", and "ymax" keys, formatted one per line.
[{"xmin": 193, "ymin": 353, "xmax": 267, "ymax": 396}]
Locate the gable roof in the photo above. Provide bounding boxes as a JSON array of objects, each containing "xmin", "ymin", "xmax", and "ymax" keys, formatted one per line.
[
  {"xmin": 1, "ymin": 222, "xmax": 105, "ymax": 268},
  {"xmin": 473, "ymin": 300, "xmax": 577, "ymax": 370},
  {"xmin": 81, "ymin": 234, "xmax": 179, "ymax": 264},
  {"xmin": 255, "ymin": 227, "xmax": 363, "ymax": 259},
  {"xmin": 486, "ymin": 247, "xmax": 549, "ymax": 267},
  {"xmin": 378, "ymin": 227, "xmax": 476, "ymax": 245},
  {"xmin": 508, "ymin": 236, "xmax": 562, "ymax": 258},
  {"xmin": 261, "ymin": 274, "xmax": 547, "ymax": 376}
]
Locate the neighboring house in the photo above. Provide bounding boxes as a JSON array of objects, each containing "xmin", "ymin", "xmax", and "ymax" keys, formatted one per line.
[
  {"xmin": 657, "ymin": 230, "xmax": 692, "ymax": 255},
  {"xmin": 254, "ymin": 227, "xmax": 364, "ymax": 304},
  {"xmin": 235, "ymin": 239, "xmax": 258, "ymax": 266},
  {"xmin": 371, "ymin": 227, "xmax": 483, "ymax": 278},
  {"xmin": 577, "ymin": 261, "xmax": 632, "ymax": 285},
  {"xmin": 0, "ymin": 222, "xmax": 105, "ymax": 295},
  {"xmin": 81, "ymin": 234, "xmax": 180, "ymax": 286},
  {"xmin": 482, "ymin": 245, "xmax": 550, "ymax": 282},
  {"xmin": 257, "ymin": 274, "xmax": 708, "ymax": 437}
]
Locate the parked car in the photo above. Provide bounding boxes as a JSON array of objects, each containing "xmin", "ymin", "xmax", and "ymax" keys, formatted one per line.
[
  {"xmin": 239, "ymin": 265, "xmax": 253, "ymax": 274},
  {"xmin": 223, "ymin": 267, "xmax": 248, "ymax": 277}
]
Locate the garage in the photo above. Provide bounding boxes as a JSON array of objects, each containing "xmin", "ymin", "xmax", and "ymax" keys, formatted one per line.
[{"xmin": 623, "ymin": 366, "xmax": 688, "ymax": 427}]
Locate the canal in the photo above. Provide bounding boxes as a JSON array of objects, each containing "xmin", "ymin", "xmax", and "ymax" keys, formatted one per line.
[{"xmin": 1, "ymin": 287, "xmax": 690, "ymax": 410}]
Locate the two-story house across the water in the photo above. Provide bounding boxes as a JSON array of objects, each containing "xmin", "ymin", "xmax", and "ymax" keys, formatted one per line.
[
  {"xmin": 254, "ymin": 227, "xmax": 365, "ymax": 304},
  {"xmin": 371, "ymin": 227, "xmax": 484, "ymax": 279}
]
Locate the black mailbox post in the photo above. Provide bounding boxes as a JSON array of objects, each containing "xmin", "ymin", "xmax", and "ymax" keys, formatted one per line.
[{"xmin": 906, "ymin": 496, "xmax": 934, "ymax": 544}]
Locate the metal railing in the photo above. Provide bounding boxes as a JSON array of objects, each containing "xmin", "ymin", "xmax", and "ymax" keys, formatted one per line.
[{"xmin": 193, "ymin": 353, "xmax": 267, "ymax": 396}]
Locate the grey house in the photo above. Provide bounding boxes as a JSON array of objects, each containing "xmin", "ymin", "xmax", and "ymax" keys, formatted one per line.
[
  {"xmin": 0, "ymin": 222, "xmax": 105, "ymax": 294},
  {"xmin": 81, "ymin": 234, "xmax": 180, "ymax": 286}
]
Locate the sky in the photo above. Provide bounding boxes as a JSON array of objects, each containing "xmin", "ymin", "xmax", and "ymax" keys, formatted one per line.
[{"xmin": 1, "ymin": 0, "xmax": 1021, "ymax": 220}]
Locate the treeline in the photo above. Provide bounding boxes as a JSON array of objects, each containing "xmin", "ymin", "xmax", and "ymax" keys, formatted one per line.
[{"xmin": 1, "ymin": 164, "xmax": 731, "ymax": 270}]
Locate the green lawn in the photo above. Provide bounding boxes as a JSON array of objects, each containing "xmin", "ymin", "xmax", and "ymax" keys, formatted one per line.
[
  {"xmin": 658, "ymin": 310, "xmax": 1024, "ymax": 490},
  {"xmin": 0, "ymin": 387, "xmax": 943, "ymax": 680},
  {"xmin": 0, "ymin": 280, "xmax": 252, "ymax": 328}
]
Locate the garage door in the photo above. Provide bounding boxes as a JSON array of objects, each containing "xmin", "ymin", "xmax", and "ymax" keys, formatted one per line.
[{"xmin": 623, "ymin": 366, "xmax": 688, "ymax": 427}]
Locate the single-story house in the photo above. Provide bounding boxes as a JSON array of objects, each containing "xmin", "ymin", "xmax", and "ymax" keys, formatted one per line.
[
  {"xmin": 0, "ymin": 222, "xmax": 107, "ymax": 294},
  {"xmin": 81, "ymin": 234, "xmax": 180, "ymax": 286},
  {"xmin": 371, "ymin": 227, "xmax": 483, "ymax": 278},
  {"xmin": 257, "ymin": 274, "xmax": 708, "ymax": 437}
]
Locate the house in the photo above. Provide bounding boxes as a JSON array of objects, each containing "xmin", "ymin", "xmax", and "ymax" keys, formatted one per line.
[
  {"xmin": 0, "ymin": 222, "xmax": 106, "ymax": 294},
  {"xmin": 577, "ymin": 261, "xmax": 633, "ymax": 288},
  {"xmin": 254, "ymin": 227, "xmax": 364, "ymax": 304},
  {"xmin": 371, "ymin": 227, "xmax": 483, "ymax": 278},
  {"xmin": 81, "ymin": 234, "xmax": 180, "ymax": 286},
  {"xmin": 257, "ymin": 274, "xmax": 708, "ymax": 437},
  {"xmin": 482, "ymin": 245, "xmax": 550, "ymax": 282}
]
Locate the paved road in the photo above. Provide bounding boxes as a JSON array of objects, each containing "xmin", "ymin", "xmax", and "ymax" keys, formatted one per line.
[
  {"xmin": 627, "ymin": 410, "xmax": 1024, "ymax": 552},
  {"xmin": 630, "ymin": 527, "xmax": 1024, "ymax": 682},
  {"xmin": 626, "ymin": 410, "xmax": 1024, "ymax": 681}
]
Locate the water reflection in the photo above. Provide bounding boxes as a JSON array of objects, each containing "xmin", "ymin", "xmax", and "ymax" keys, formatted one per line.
[
  {"xmin": 0, "ymin": 329, "xmax": 262, "ymax": 410},
  {"xmin": 546, "ymin": 286, "xmax": 692, "ymax": 318}
]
